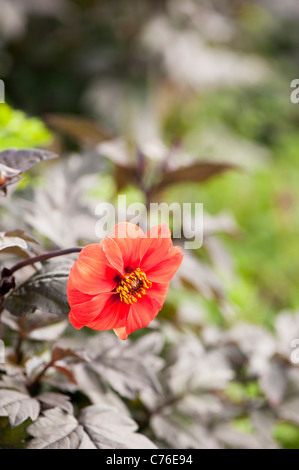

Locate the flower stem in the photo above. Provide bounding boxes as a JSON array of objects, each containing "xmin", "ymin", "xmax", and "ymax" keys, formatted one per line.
[
  {"xmin": 15, "ymin": 334, "xmax": 24, "ymax": 364},
  {"xmin": 27, "ymin": 360, "xmax": 54, "ymax": 393},
  {"xmin": 0, "ymin": 299, "xmax": 4, "ymax": 340},
  {"xmin": 9, "ymin": 247, "xmax": 83, "ymax": 275}
]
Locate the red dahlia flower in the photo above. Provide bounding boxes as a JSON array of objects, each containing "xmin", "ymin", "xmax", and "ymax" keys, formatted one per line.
[{"xmin": 67, "ymin": 222, "xmax": 183, "ymax": 340}]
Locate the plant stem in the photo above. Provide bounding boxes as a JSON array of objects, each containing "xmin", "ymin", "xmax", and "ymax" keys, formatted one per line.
[
  {"xmin": 9, "ymin": 247, "xmax": 82, "ymax": 275},
  {"xmin": 0, "ymin": 299, "xmax": 4, "ymax": 340},
  {"xmin": 15, "ymin": 334, "xmax": 24, "ymax": 364},
  {"xmin": 27, "ymin": 360, "xmax": 54, "ymax": 393}
]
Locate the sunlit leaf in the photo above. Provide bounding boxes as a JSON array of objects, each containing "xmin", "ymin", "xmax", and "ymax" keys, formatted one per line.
[
  {"xmin": 0, "ymin": 232, "xmax": 27, "ymax": 252},
  {"xmin": 38, "ymin": 392, "xmax": 73, "ymax": 414},
  {"xmin": 0, "ymin": 389, "xmax": 40, "ymax": 427}
]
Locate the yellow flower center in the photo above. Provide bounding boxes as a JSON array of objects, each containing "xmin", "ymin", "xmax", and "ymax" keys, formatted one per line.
[{"xmin": 116, "ymin": 267, "xmax": 152, "ymax": 304}]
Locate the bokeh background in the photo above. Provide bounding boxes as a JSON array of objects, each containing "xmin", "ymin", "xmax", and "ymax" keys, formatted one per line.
[{"xmin": 1, "ymin": 0, "xmax": 299, "ymax": 449}]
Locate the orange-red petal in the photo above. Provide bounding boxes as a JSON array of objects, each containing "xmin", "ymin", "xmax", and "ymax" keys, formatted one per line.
[
  {"xmin": 69, "ymin": 292, "xmax": 114, "ymax": 328},
  {"xmin": 109, "ymin": 222, "xmax": 146, "ymax": 239},
  {"xmin": 67, "ymin": 276, "xmax": 93, "ymax": 306},
  {"xmin": 113, "ymin": 327, "xmax": 128, "ymax": 340},
  {"xmin": 69, "ymin": 310, "xmax": 85, "ymax": 330},
  {"xmin": 139, "ymin": 225, "xmax": 171, "ymax": 269},
  {"xmin": 101, "ymin": 237, "xmax": 125, "ymax": 276},
  {"xmin": 125, "ymin": 295, "xmax": 161, "ymax": 337},
  {"xmin": 114, "ymin": 282, "xmax": 170, "ymax": 340},
  {"xmin": 83, "ymin": 294, "xmax": 129, "ymax": 331},
  {"xmin": 67, "ymin": 223, "xmax": 184, "ymax": 338},
  {"xmin": 108, "ymin": 222, "xmax": 145, "ymax": 269},
  {"xmin": 147, "ymin": 223, "xmax": 172, "ymax": 240},
  {"xmin": 70, "ymin": 244, "xmax": 117, "ymax": 295},
  {"xmin": 147, "ymin": 281, "xmax": 170, "ymax": 307},
  {"xmin": 145, "ymin": 246, "xmax": 183, "ymax": 283},
  {"xmin": 140, "ymin": 225, "xmax": 184, "ymax": 283}
]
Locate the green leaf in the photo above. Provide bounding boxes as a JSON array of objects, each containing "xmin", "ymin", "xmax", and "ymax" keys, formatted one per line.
[
  {"xmin": 0, "ymin": 104, "xmax": 53, "ymax": 151},
  {"xmin": 0, "ymin": 417, "xmax": 31, "ymax": 449},
  {"xmin": 274, "ymin": 422, "xmax": 299, "ymax": 449}
]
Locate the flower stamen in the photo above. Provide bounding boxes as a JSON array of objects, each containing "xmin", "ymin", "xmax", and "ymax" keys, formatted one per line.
[{"xmin": 116, "ymin": 267, "xmax": 152, "ymax": 304}]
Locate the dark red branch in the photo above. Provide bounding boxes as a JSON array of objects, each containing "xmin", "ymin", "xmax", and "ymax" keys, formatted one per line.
[{"xmin": 9, "ymin": 247, "xmax": 83, "ymax": 275}]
